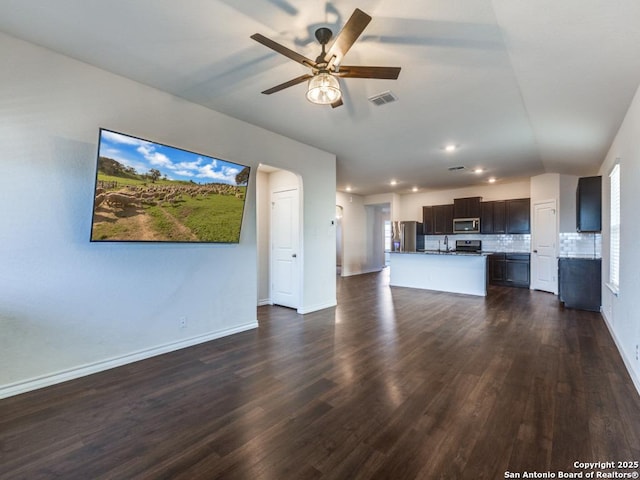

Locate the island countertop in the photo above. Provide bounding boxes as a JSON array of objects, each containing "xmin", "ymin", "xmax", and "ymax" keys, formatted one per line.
[
  {"xmin": 389, "ymin": 250, "xmax": 488, "ymax": 296},
  {"xmin": 394, "ymin": 250, "xmax": 489, "ymax": 256}
]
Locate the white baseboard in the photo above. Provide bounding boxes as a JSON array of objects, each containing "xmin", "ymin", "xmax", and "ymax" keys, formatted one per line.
[
  {"xmin": 257, "ymin": 298, "xmax": 272, "ymax": 306},
  {"xmin": 341, "ymin": 267, "xmax": 384, "ymax": 277},
  {"xmin": 601, "ymin": 309, "xmax": 640, "ymax": 397},
  {"xmin": 298, "ymin": 300, "xmax": 337, "ymax": 314},
  {"xmin": 0, "ymin": 321, "xmax": 258, "ymax": 400}
]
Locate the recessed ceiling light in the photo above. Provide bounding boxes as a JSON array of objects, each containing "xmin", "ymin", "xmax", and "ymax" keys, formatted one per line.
[
  {"xmin": 412, "ymin": 187, "xmax": 419, "ymax": 192},
  {"xmin": 474, "ymin": 168, "xmax": 483, "ymax": 174},
  {"xmin": 445, "ymin": 144, "xmax": 456, "ymax": 153},
  {"xmin": 390, "ymin": 179, "xmax": 398, "ymax": 186},
  {"xmin": 488, "ymin": 177, "xmax": 497, "ymax": 183},
  {"xmin": 345, "ymin": 186, "xmax": 352, "ymax": 192}
]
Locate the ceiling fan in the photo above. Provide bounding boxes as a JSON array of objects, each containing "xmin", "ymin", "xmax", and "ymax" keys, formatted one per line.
[{"xmin": 250, "ymin": 8, "xmax": 401, "ymax": 108}]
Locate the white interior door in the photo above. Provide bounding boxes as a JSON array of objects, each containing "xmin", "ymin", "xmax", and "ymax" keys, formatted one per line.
[
  {"xmin": 271, "ymin": 189, "xmax": 299, "ymax": 308},
  {"xmin": 531, "ymin": 200, "xmax": 558, "ymax": 294}
]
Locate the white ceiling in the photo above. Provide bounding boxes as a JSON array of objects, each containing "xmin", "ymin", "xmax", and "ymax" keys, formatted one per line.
[{"xmin": 1, "ymin": 0, "xmax": 639, "ymax": 195}]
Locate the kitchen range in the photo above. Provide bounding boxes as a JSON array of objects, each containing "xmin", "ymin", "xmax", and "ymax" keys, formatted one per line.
[{"xmin": 453, "ymin": 239, "xmax": 482, "ymax": 254}]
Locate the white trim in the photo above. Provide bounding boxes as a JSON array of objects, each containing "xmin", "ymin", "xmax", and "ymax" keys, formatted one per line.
[
  {"xmin": 341, "ymin": 267, "xmax": 385, "ymax": 277},
  {"xmin": 605, "ymin": 282, "xmax": 619, "ymax": 296},
  {"xmin": 297, "ymin": 300, "xmax": 337, "ymax": 314},
  {"xmin": 609, "ymin": 162, "xmax": 621, "ymax": 290},
  {"xmin": 270, "ymin": 183, "xmax": 302, "ymax": 310},
  {"xmin": 530, "ymin": 198, "xmax": 559, "ymax": 294},
  {"xmin": 257, "ymin": 298, "xmax": 272, "ymax": 306},
  {"xmin": 601, "ymin": 309, "xmax": 640, "ymax": 397},
  {"xmin": 0, "ymin": 322, "xmax": 258, "ymax": 400}
]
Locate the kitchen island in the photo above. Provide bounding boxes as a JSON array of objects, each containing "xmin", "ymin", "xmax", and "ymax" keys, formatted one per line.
[{"xmin": 389, "ymin": 251, "xmax": 488, "ymax": 296}]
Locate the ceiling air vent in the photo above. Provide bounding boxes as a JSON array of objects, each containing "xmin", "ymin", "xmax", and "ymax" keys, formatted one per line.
[
  {"xmin": 448, "ymin": 166, "xmax": 466, "ymax": 171},
  {"xmin": 368, "ymin": 90, "xmax": 398, "ymax": 106}
]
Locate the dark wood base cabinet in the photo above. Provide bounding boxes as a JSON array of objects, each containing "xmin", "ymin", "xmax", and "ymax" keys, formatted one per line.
[
  {"xmin": 488, "ymin": 253, "xmax": 530, "ymax": 288},
  {"xmin": 558, "ymin": 258, "xmax": 601, "ymax": 312}
]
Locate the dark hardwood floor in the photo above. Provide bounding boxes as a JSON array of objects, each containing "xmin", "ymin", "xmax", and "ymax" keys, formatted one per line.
[{"xmin": 1, "ymin": 269, "xmax": 639, "ymax": 479}]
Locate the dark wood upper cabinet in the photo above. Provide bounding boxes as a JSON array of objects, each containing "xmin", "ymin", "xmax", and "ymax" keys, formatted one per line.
[
  {"xmin": 454, "ymin": 197, "xmax": 481, "ymax": 218},
  {"xmin": 576, "ymin": 176, "xmax": 602, "ymax": 232},
  {"xmin": 432, "ymin": 204, "xmax": 454, "ymax": 234},
  {"xmin": 481, "ymin": 200, "xmax": 506, "ymax": 234},
  {"xmin": 480, "ymin": 202, "xmax": 493, "ymax": 233},
  {"xmin": 493, "ymin": 201, "xmax": 506, "ymax": 233},
  {"xmin": 422, "ymin": 206, "xmax": 434, "ymax": 235},
  {"xmin": 425, "ymin": 197, "xmax": 528, "ymax": 235},
  {"xmin": 506, "ymin": 198, "xmax": 530, "ymax": 234}
]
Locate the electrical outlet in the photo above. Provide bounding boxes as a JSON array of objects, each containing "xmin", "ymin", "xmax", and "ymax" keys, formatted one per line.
[
  {"xmin": 636, "ymin": 344, "xmax": 639, "ymax": 361},
  {"xmin": 179, "ymin": 316, "xmax": 187, "ymax": 329}
]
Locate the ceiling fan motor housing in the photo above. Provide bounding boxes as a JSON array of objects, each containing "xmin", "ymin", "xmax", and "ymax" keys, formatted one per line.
[{"xmin": 315, "ymin": 27, "xmax": 333, "ymax": 46}]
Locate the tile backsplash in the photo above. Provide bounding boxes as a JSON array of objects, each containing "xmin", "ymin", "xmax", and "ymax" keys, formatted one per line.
[
  {"xmin": 559, "ymin": 232, "xmax": 601, "ymax": 258},
  {"xmin": 423, "ymin": 232, "xmax": 601, "ymax": 258},
  {"xmin": 424, "ymin": 234, "xmax": 531, "ymax": 252}
]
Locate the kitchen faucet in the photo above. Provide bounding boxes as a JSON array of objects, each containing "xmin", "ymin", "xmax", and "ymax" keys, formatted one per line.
[{"xmin": 444, "ymin": 235, "xmax": 449, "ymax": 251}]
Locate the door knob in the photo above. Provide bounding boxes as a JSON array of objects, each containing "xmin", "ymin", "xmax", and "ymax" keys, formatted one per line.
[
  {"xmin": 292, "ymin": 253, "xmax": 297, "ymax": 258},
  {"xmin": 533, "ymin": 250, "xmax": 538, "ymax": 253}
]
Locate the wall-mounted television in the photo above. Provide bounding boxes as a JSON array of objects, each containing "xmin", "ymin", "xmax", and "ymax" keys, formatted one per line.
[{"xmin": 90, "ymin": 128, "xmax": 250, "ymax": 243}]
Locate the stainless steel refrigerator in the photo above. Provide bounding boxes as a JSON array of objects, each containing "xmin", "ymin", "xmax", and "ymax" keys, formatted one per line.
[{"xmin": 392, "ymin": 221, "xmax": 424, "ymax": 252}]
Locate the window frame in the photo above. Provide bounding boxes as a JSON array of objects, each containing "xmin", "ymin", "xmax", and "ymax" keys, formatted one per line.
[{"xmin": 608, "ymin": 161, "xmax": 620, "ymax": 295}]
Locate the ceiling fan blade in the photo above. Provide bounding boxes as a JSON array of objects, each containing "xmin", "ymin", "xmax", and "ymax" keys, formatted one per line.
[
  {"xmin": 261, "ymin": 74, "xmax": 313, "ymax": 94},
  {"xmin": 251, "ymin": 33, "xmax": 317, "ymax": 68},
  {"xmin": 335, "ymin": 66, "xmax": 401, "ymax": 79},
  {"xmin": 331, "ymin": 98, "xmax": 344, "ymax": 108},
  {"xmin": 324, "ymin": 8, "xmax": 372, "ymax": 65}
]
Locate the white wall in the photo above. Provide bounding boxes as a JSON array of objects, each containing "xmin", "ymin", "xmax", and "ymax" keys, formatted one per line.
[
  {"xmin": 269, "ymin": 169, "xmax": 299, "ymax": 192},
  {"xmin": 365, "ymin": 193, "xmax": 401, "ymax": 220},
  {"xmin": 336, "ymin": 192, "xmax": 368, "ymax": 276},
  {"xmin": 398, "ymin": 180, "xmax": 531, "ymax": 221},
  {"xmin": 530, "ymin": 173, "xmax": 560, "ymax": 204},
  {"xmin": 531, "ymin": 173, "xmax": 561, "ymax": 239},
  {"xmin": 337, "ymin": 193, "xmax": 390, "ymax": 276},
  {"xmin": 532, "ymin": 172, "xmax": 593, "ymax": 239},
  {"xmin": 559, "ymin": 174, "xmax": 579, "ymax": 233},
  {"xmin": 256, "ymin": 170, "xmax": 270, "ymax": 305},
  {"xmin": 0, "ymin": 33, "xmax": 336, "ymax": 397},
  {"xmin": 599, "ymin": 83, "xmax": 640, "ymax": 393},
  {"xmin": 367, "ymin": 205, "xmax": 388, "ymax": 269}
]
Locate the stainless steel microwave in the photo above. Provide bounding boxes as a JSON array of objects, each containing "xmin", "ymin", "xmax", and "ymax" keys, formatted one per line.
[{"xmin": 453, "ymin": 217, "xmax": 480, "ymax": 233}]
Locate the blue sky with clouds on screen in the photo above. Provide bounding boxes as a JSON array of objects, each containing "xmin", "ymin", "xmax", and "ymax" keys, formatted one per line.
[{"xmin": 99, "ymin": 130, "xmax": 245, "ymax": 185}]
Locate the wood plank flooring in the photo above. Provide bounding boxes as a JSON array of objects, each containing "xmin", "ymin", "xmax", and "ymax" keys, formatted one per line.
[{"xmin": 1, "ymin": 269, "xmax": 639, "ymax": 479}]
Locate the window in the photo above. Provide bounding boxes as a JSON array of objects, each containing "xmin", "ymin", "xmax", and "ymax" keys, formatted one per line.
[
  {"xmin": 384, "ymin": 220, "xmax": 392, "ymax": 251},
  {"xmin": 609, "ymin": 162, "xmax": 620, "ymax": 291}
]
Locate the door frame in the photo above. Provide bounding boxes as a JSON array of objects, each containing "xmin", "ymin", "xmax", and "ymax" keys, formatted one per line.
[
  {"xmin": 270, "ymin": 187, "xmax": 302, "ymax": 309},
  {"xmin": 531, "ymin": 198, "xmax": 558, "ymax": 294},
  {"xmin": 256, "ymin": 165, "xmax": 304, "ymax": 312}
]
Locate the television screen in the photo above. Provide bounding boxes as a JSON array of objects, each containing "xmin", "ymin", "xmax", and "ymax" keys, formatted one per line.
[{"xmin": 90, "ymin": 129, "xmax": 250, "ymax": 243}]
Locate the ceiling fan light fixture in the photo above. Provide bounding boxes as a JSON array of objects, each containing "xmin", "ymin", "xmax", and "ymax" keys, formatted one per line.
[{"xmin": 306, "ymin": 72, "xmax": 341, "ymax": 105}]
